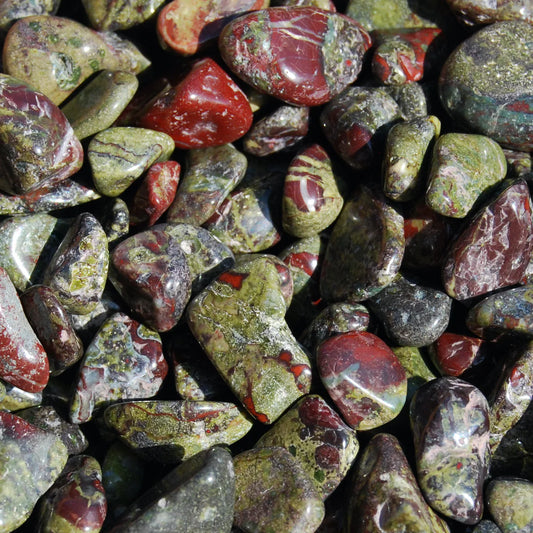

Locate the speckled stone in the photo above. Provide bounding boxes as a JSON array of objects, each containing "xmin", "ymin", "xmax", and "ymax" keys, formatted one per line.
[
  {"xmin": 426, "ymin": 133, "xmax": 508, "ymax": 218},
  {"xmin": 282, "ymin": 144, "xmax": 343, "ymax": 238},
  {"xmin": 255, "ymin": 394, "xmax": 359, "ymax": 499},
  {"xmin": 410, "ymin": 376, "xmax": 491, "ymax": 524},
  {"xmin": 21, "ymin": 285, "xmax": 84, "ymax": 375},
  {"xmin": 105, "ymin": 400, "xmax": 253, "ymax": 462},
  {"xmin": 109, "ymin": 446, "xmax": 235, "ymax": 533},
  {"xmin": 3, "ymin": 15, "xmax": 149, "ymax": 105},
  {"xmin": 346, "ymin": 433, "xmax": 450, "ymax": 533},
  {"xmin": 83, "ymin": 0, "xmax": 166, "ymax": 30},
  {"xmin": 0, "ymin": 411, "xmax": 68, "ymax": 532},
  {"xmin": 429, "ymin": 332, "xmax": 485, "ymax": 377},
  {"xmin": 234, "ymin": 446, "xmax": 325, "ymax": 533},
  {"xmin": 187, "ymin": 255, "xmax": 312, "ymax": 424},
  {"xmin": 443, "ymin": 180, "xmax": 533, "ymax": 301},
  {"xmin": 0, "ymin": 74, "xmax": 83, "ymax": 195},
  {"xmin": 504, "ymin": 148, "xmax": 532, "ymax": 179},
  {"xmin": 273, "ymin": 0, "xmax": 335, "ymax": 8},
  {"xmin": 88, "ymin": 127, "xmax": 175, "ymax": 197},
  {"xmin": 392, "ymin": 346, "xmax": 436, "ymax": 401},
  {"xmin": 439, "ymin": 21, "xmax": 533, "ymax": 151},
  {"xmin": 446, "ymin": 0, "xmax": 533, "ymax": 26},
  {"xmin": 473, "ymin": 520, "xmax": 503, "ymax": 533},
  {"xmin": 321, "ymin": 86, "xmax": 402, "ymax": 169},
  {"xmin": 219, "ymin": 7, "xmax": 371, "ymax": 107},
  {"xmin": 37, "ymin": 455, "xmax": 107, "ymax": 533},
  {"xmin": 0, "ymin": 379, "xmax": 42, "ymax": 411},
  {"xmin": 383, "ymin": 115, "xmax": 440, "ymax": 202},
  {"xmin": 43, "ymin": 212, "xmax": 109, "ymax": 315},
  {"xmin": 99, "ymin": 197, "xmax": 130, "ymax": 244},
  {"xmin": 318, "ymin": 331, "xmax": 407, "ymax": 431},
  {"xmin": 0, "ymin": 0, "xmax": 60, "ymax": 31},
  {"xmin": 486, "ymin": 478, "xmax": 533, "ymax": 533},
  {"xmin": 320, "ymin": 185, "xmax": 405, "ymax": 302},
  {"xmin": 167, "ymin": 144, "xmax": 246, "ymax": 226},
  {"xmin": 109, "ymin": 226, "xmax": 192, "ymax": 332},
  {"xmin": 384, "ymin": 82, "xmax": 428, "ymax": 120},
  {"xmin": 61, "ymin": 69, "xmax": 138, "ymax": 140},
  {"xmin": 368, "ymin": 273, "xmax": 452, "ymax": 347}
]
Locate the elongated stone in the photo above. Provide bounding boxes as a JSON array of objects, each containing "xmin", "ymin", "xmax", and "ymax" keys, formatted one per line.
[
  {"xmin": 410, "ymin": 377, "xmax": 491, "ymax": 524},
  {"xmin": 0, "ymin": 74, "xmax": 83, "ymax": 195},
  {"xmin": 70, "ymin": 312, "xmax": 167, "ymax": 424},
  {"xmin": 43, "ymin": 212, "xmax": 109, "ymax": 315},
  {"xmin": 105, "ymin": 400, "xmax": 252, "ymax": 463},
  {"xmin": 234, "ymin": 447, "xmax": 325, "ymax": 533},
  {"xmin": 88, "ymin": 127, "xmax": 175, "ymax": 197},
  {"xmin": 446, "ymin": 0, "xmax": 533, "ymax": 25},
  {"xmin": 187, "ymin": 255, "xmax": 312, "ymax": 424},
  {"xmin": 429, "ymin": 332, "xmax": 485, "ymax": 377},
  {"xmin": 486, "ymin": 478, "xmax": 533, "ymax": 533},
  {"xmin": 83, "ymin": 0, "xmax": 166, "ymax": 30},
  {"xmin": 443, "ymin": 180, "xmax": 533, "ymax": 301},
  {"xmin": 0, "ymin": 0, "xmax": 60, "ymax": 31},
  {"xmin": 219, "ymin": 6, "xmax": 371, "ymax": 106},
  {"xmin": 346, "ymin": 433, "xmax": 450, "ymax": 533}
]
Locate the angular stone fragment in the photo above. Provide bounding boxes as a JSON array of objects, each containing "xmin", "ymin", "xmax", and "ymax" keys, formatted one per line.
[{"xmin": 83, "ymin": 0, "xmax": 166, "ymax": 30}]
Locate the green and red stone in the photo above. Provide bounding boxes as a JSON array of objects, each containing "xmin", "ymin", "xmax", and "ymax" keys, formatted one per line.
[
  {"xmin": 219, "ymin": 6, "xmax": 372, "ymax": 106},
  {"xmin": 317, "ymin": 331, "xmax": 407, "ymax": 431},
  {"xmin": 429, "ymin": 332, "xmax": 485, "ymax": 377},
  {"xmin": 445, "ymin": 0, "xmax": 533, "ymax": 26}
]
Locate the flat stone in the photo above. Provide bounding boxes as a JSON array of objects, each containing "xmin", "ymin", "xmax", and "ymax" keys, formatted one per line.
[{"xmin": 83, "ymin": 0, "xmax": 166, "ymax": 30}]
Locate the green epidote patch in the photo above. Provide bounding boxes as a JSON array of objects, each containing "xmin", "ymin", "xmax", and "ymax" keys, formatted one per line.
[{"xmin": 487, "ymin": 478, "xmax": 533, "ymax": 533}]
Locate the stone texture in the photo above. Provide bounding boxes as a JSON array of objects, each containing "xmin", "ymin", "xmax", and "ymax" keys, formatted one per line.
[
  {"xmin": 429, "ymin": 332, "xmax": 485, "ymax": 377},
  {"xmin": 446, "ymin": 0, "xmax": 533, "ymax": 26},
  {"xmin": 83, "ymin": 0, "xmax": 166, "ymax": 30},
  {"xmin": 100, "ymin": 197, "xmax": 130, "ymax": 244},
  {"xmin": 0, "ymin": 379, "xmax": 42, "ymax": 412},
  {"xmin": 392, "ymin": 346, "xmax": 436, "ymax": 402},
  {"xmin": 385, "ymin": 82, "xmax": 428, "ymax": 120},
  {"xmin": 0, "ymin": 0, "xmax": 60, "ymax": 31}
]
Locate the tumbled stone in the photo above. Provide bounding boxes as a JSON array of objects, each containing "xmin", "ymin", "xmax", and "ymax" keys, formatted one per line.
[
  {"xmin": 392, "ymin": 346, "xmax": 436, "ymax": 401},
  {"xmin": 282, "ymin": 144, "xmax": 343, "ymax": 238},
  {"xmin": 158, "ymin": 0, "xmax": 269, "ymax": 55},
  {"xmin": 426, "ymin": 133, "xmax": 507, "ymax": 218},
  {"xmin": 110, "ymin": 446, "xmax": 235, "ymax": 533},
  {"xmin": 0, "ymin": 411, "xmax": 68, "ymax": 532},
  {"xmin": 188, "ymin": 255, "xmax": 312, "ymax": 424},
  {"xmin": 43, "ymin": 212, "xmax": 109, "ymax": 315},
  {"xmin": 70, "ymin": 312, "xmax": 167, "ymax": 423},
  {"xmin": 0, "ymin": 74, "xmax": 83, "ymax": 195},
  {"xmin": 21, "ymin": 285, "xmax": 84, "ymax": 375},
  {"xmin": 274, "ymin": 0, "xmax": 334, "ymax": 8},
  {"xmin": 384, "ymin": 82, "xmax": 428, "ymax": 120},
  {"xmin": 473, "ymin": 520, "xmax": 503, "ymax": 533},
  {"xmin": 505, "ymin": 148, "xmax": 532, "ymax": 179},
  {"xmin": 88, "ymin": 127, "xmax": 175, "ymax": 197},
  {"xmin": 219, "ymin": 6, "xmax": 371, "ymax": 107},
  {"xmin": 368, "ymin": 273, "xmax": 452, "ymax": 347},
  {"xmin": 0, "ymin": 379, "xmax": 42, "ymax": 411},
  {"xmin": 429, "ymin": 332, "xmax": 485, "ymax": 377},
  {"xmin": 99, "ymin": 197, "xmax": 130, "ymax": 244},
  {"xmin": 383, "ymin": 115, "xmax": 440, "ymax": 202},
  {"xmin": 443, "ymin": 180, "xmax": 533, "ymax": 301},
  {"xmin": 167, "ymin": 144, "xmax": 246, "ymax": 226},
  {"xmin": 139, "ymin": 58, "xmax": 253, "ymax": 149},
  {"xmin": 61, "ymin": 69, "xmax": 139, "ymax": 140},
  {"xmin": 320, "ymin": 185, "xmax": 404, "ymax": 302},
  {"xmin": 234, "ymin": 446, "xmax": 324, "ymax": 533},
  {"xmin": 439, "ymin": 21, "xmax": 533, "ymax": 151},
  {"xmin": 38, "ymin": 455, "xmax": 107, "ymax": 533},
  {"xmin": 346, "ymin": 433, "xmax": 450, "ymax": 533},
  {"xmin": 3, "ymin": 15, "xmax": 149, "ymax": 105},
  {"xmin": 105, "ymin": 400, "xmax": 252, "ymax": 462},
  {"xmin": 83, "ymin": 0, "xmax": 166, "ymax": 30},
  {"xmin": 321, "ymin": 86, "xmax": 402, "ymax": 169},
  {"xmin": 446, "ymin": 0, "xmax": 533, "ymax": 26},
  {"xmin": 317, "ymin": 331, "xmax": 407, "ymax": 430},
  {"xmin": 0, "ymin": 0, "xmax": 60, "ymax": 31},
  {"xmin": 256, "ymin": 394, "xmax": 359, "ymax": 499},
  {"xmin": 410, "ymin": 376, "xmax": 491, "ymax": 524}
]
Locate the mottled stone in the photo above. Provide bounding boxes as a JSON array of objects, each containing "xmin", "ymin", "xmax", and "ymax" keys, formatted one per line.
[
  {"xmin": 384, "ymin": 82, "xmax": 428, "ymax": 120},
  {"xmin": 473, "ymin": 520, "xmax": 503, "ymax": 533},
  {"xmin": 282, "ymin": 144, "xmax": 343, "ymax": 238},
  {"xmin": 167, "ymin": 144, "xmax": 246, "ymax": 226},
  {"xmin": 83, "ymin": 0, "xmax": 166, "ymax": 30},
  {"xmin": 383, "ymin": 115, "xmax": 440, "ymax": 202},
  {"xmin": 187, "ymin": 255, "xmax": 312, "ymax": 424},
  {"xmin": 368, "ymin": 273, "xmax": 452, "ymax": 347},
  {"xmin": 256, "ymin": 394, "xmax": 359, "ymax": 499},
  {"xmin": 38, "ymin": 455, "xmax": 107, "ymax": 533},
  {"xmin": 504, "ymin": 148, "xmax": 532, "ymax": 179},
  {"xmin": 0, "ymin": 411, "xmax": 68, "ymax": 532},
  {"xmin": 0, "ymin": 0, "xmax": 60, "ymax": 31},
  {"xmin": 234, "ymin": 446, "xmax": 325, "ymax": 533},
  {"xmin": 0, "ymin": 74, "xmax": 83, "ymax": 195},
  {"xmin": 443, "ymin": 180, "xmax": 533, "ymax": 301},
  {"xmin": 346, "ymin": 433, "xmax": 450, "ymax": 533},
  {"xmin": 62, "ymin": 69, "xmax": 138, "ymax": 140},
  {"xmin": 273, "ymin": 0, "xmax": 334, "ymax": 8},
  {"xmin": 429, "ymin": 332, "xmax": 485, "ymax": 377},
  {"xmin": 392, "ymin": 346, "xmax": 436, "ymax": 401},
  {"xmin": 486, "ymin": 478, "xmax": 533, "ymax": 533},
  {"xmin": 446, "ymin": 0, "xmax": 533, "ymax": 26},
  {"xmin": 139, "ymin": 58, "xmax": 253, "ymax": 149},
  {"xmin": 100, "ymin": 197, "xmax": 130, "ymax": 244},
  {"xmin": 320, "ymin": 185, "xmax": 405, "ymax": 302},
  {"xmin": 88, "ymin": 127, "xmax": 175, "ymax": 197},
  {"xmin": 105, "ymin": 400, "xmax": 252, "ymax": 462},
  {"xmin": 43, "ymin": 212, "xmax": 109, "ymax": 315},
  {"xmin": 70, "ymin": 312, "xmax": 167, "ymax": 424},
  {"xmin": 0, "ymin": 379, "xmax": 42, "ymax": 411},
  {"xmin": 410, "ymin": 377, "xmax": 491, "ymax": 524},
  {"xmin": 21, "ymin": 285, "xmax": 84, "ymax": 375},
  {"xmin": 317, "ymin": 331, "xmax": 407, "ymax": 430},
  {"xmin": 3, "ymin": 15, "xmax": 149, "ymax": 105},
  {"xmin": 158, "ymin": 0, "xmax": 269, "ymax": 55},
  {"xmin": 426, "ymin": 133, "xmax": 507, "ymax": 218},
  {"xmin": 219, "ymin": 6, "xmax": 371, "ymax": 106},
  {"xmin": 321, "ymin": 86, "xmax": 402, "ymax": 169},
  {"xmin": 439, "ymin": 21, "xmax": 533, "ymax": 151},
  {"xmin": 110, "ymin": 446, "xmax": 235, "ymax": 533}
]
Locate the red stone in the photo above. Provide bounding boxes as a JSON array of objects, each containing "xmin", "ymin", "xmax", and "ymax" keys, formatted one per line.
[
  {"xmin": 138, "ymin": 58, "xmax": 253, "ymax": 149},
  {"xmin": 430, "ymin": 332, "xmax": 485, "ymax": 377}
]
